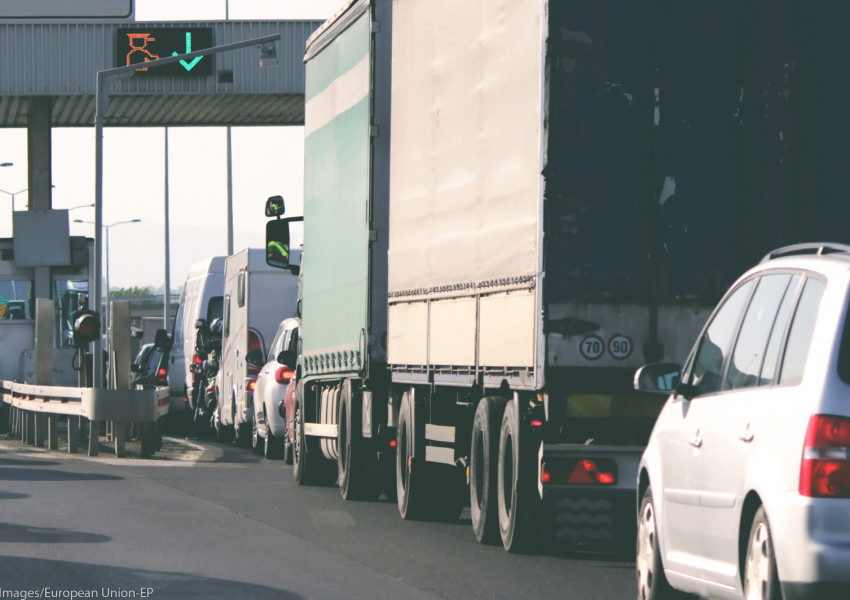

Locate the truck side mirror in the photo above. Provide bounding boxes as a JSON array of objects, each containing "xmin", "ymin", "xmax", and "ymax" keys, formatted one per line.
[
  {"xmin": 266, "ymin": 219, "xmax": 291, "ymax": 269},
  {"xmin": 265, "ymin": 195, "xmax": 285, "ymax": 217}
]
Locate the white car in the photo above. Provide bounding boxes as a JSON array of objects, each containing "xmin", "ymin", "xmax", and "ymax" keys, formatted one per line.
[
  {"xmin": 635, "ymin": 243, "xmax": 850, "ymax": 600},
  {"xmin": 252, "ymin": 317, "xmax": 299, "ymax": 460}
]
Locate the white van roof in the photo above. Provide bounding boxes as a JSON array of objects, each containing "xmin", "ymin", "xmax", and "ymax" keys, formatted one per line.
[{"xmin": 186, "ymin": 256, "xmax": 226, "ymax": 279}]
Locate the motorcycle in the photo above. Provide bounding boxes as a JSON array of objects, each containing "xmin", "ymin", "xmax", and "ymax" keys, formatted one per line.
[{"xmin": 189, "ymin": 319, "xmax": 222, "ymax": 437}]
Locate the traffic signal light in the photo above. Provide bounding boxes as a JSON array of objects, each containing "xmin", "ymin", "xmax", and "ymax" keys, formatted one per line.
[{"xmin": 72, "ymin": 309, "xmax": 100, "ymax": 346}]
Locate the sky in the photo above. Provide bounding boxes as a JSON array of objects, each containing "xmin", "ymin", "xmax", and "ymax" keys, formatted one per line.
[{"xmin": 0, "ymin": 0, "xmax": 344, "ymax": 292}]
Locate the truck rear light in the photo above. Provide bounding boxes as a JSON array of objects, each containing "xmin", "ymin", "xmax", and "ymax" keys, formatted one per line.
[
  {"xmin": 245, "ymin": 378, "xmax": 257, "ymax": 392},
  {"xmin": 541, "ymin": 458, "xmax": 617, "ymax": 486},
  {"xmin": 156, "ymin": 368, "xmax": 167, "ymax": 385},
  {"xmin": 275, "ymin": 366, "xmax": 294, "ymax": 384},
  {"xmin": 800, "ymin": 414, "xmax": 850, "ymax": 498}
]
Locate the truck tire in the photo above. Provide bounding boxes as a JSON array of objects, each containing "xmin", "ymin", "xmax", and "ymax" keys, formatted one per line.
[
  {"xmin": 497, "ymin": 398, "xmax": 530, "ymax": 552},
  {"xmin": 396, "ymin": 390, "xmax": 427, "ymax": 520},
  {"xmin": 470, "ymin": 396, "xmax": 507, "ymax": 544},
  {"xmin": 338, "ymin": 381, "xmax": 379, "ymax": 501}
]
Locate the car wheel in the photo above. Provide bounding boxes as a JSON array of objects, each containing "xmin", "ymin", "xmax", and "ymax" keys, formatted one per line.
[
  {"xmin": 637, "ymin": 486, "xmax": 681, "ymax": 600},
  {"xmin": 265, "ymin": 430, "xmax": 284, "ymax": 460},
  {"xmin": 283, "ymin": 432, "xmax": 293, "ymax": 465},
  {"xmin": 744, "ymin": 506, "xmax": 781, "ymax": 600},
  {"xmin": 251, "ymin": 419, "xmax": 264, "ymax": 455}
]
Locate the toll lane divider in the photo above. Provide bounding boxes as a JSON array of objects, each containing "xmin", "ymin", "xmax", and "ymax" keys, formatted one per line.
[{"xmin": 0, "ymin": 380, "xmax": 169, "ymax": 457}]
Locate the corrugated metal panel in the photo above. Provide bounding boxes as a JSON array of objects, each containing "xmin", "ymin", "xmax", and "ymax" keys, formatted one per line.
[{"xmin": 0, "ymin": 20, "xmax": 321, "ymax": 126}]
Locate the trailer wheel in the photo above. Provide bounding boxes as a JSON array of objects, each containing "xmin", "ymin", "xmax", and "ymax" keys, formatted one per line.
[
  {"xmin": 338, "ymin": 381, "xmax": 379, "ymax": 501},
  {"xmin": 470, "ymin": 396, "xmax": 507, "ymax": 544},
  {"xmin": 396, "ymin": 390, "xmax": 427, "ymax": 519},
  {"xmin": 498, "ymin": 399, "xmax": 529, "ymax": 552}
]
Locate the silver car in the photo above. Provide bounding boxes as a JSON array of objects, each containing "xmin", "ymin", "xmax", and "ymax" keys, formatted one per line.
[{"xmin": 635, "ymin": 243, "xmax": 850, "ymax": 600}]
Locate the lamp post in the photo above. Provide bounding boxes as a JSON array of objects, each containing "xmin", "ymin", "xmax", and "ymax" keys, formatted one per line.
[
  {"xmin": 0, "ymin": 187, "xmax": 28, "ymax": 230},
  {"xmin": 74, "ymin": 218, "xmax": 141, "ymax": 332},
  {"xmin": 69, "ymin": 203, "xmax": 95, "ymax": 212}
]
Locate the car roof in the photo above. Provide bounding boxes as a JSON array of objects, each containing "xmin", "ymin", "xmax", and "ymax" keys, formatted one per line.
[{"xmin": 751, "ymin": 243, "xmax": 850, "ymax": 278}]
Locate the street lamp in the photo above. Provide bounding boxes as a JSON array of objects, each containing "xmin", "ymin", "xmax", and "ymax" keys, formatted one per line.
[
  {"xmin": 0, "ymin": 187, "xmax": 29, "ymax": 228},
  {"xmin": 69, "ymin": 203, "xmax": 95, "ymax": 212},
  {"xmin": 74, "ymin": 218, "xmax": 141, "ymax": 332}
]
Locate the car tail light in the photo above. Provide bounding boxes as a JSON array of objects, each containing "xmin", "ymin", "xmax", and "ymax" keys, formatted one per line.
[
  {"xmin": 800, "ymin": 414, "xmax": 850, "ymax": 498},
  {"xmin": 245, "ymin": 378, "xmax": 257, "ymax": 393},
  {"xmin": 275, "ymin": 366, "xmax": 294, "ymax": 384},
  {"xmin": 156, "ymin": 367, "xmax": 167, "ymax": 386},
  {"xmin": 541, "ymin": 458, "xmax": 617, "ymax": 486}
]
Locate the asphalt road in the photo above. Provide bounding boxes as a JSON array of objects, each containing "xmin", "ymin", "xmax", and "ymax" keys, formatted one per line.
[{"xmin": 0, "ymin": 430, "xmax": 636, "ymax": 600}]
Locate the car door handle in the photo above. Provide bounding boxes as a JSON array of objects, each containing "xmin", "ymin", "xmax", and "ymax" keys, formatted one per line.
[
  {"xmin": 690, "ymin": 436, "xmax": 703, "ymax": 448},
  {"xmin": 739, "ymin": 431, "xmax": 754, "ymax": 443}
]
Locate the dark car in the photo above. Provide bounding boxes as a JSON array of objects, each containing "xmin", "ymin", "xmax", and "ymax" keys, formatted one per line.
[{"xmin": 131, "ymin": 341, "xmax": 170, "ymax": 390}]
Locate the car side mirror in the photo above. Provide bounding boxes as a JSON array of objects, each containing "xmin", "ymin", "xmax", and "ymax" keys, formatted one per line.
[
  {"xmin": 634, "ymin": 363, "xmax": 682, "ymax": 394},
  {"xmin": 277, "ymin": 350, "xmax": 296, "ymax": 367},
  {"xmin": 246, "ymin": 349, "xmax": 265, "ymax": 367}
]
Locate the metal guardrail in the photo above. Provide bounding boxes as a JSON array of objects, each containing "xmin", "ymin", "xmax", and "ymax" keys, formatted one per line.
[{"xmin": 1, "ymin": 379, "xmax": 169, "ymax": 457}]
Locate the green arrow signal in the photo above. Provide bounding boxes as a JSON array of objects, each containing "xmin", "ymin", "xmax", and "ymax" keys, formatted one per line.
[{"xmin": 172, "ymin": 32, "xmax": 203, "ymax": 71}]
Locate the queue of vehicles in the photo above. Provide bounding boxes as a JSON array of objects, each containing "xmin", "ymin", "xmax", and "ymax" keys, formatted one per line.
[{"xmin": 115, "ymin": 0, "xmax": 850, "ymax": 597}]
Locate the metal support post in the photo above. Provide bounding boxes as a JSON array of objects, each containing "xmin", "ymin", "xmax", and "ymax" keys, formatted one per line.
[{"xmin": 47, "ymin": 415, "xmax": 58, "ymax": 450}]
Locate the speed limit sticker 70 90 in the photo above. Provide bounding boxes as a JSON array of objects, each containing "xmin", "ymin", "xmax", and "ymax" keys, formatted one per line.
[{"xmin": 578, "ymin": 334, "xmax": 633, "ymax": 361}]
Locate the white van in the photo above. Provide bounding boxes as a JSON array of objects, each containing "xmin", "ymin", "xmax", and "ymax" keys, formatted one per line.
[
  {"xmin": 215, "ymin": 248, "xmax": 300, "ymax": 443},
  {"xmin": 170, "ymin": 256, "xmax": 226, "ymax": 413}
]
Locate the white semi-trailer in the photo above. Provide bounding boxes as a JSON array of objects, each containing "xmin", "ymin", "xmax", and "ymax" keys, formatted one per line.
[{"xmin": 269, "ymin": 0, "xmax": 850, "ymax": 553}]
